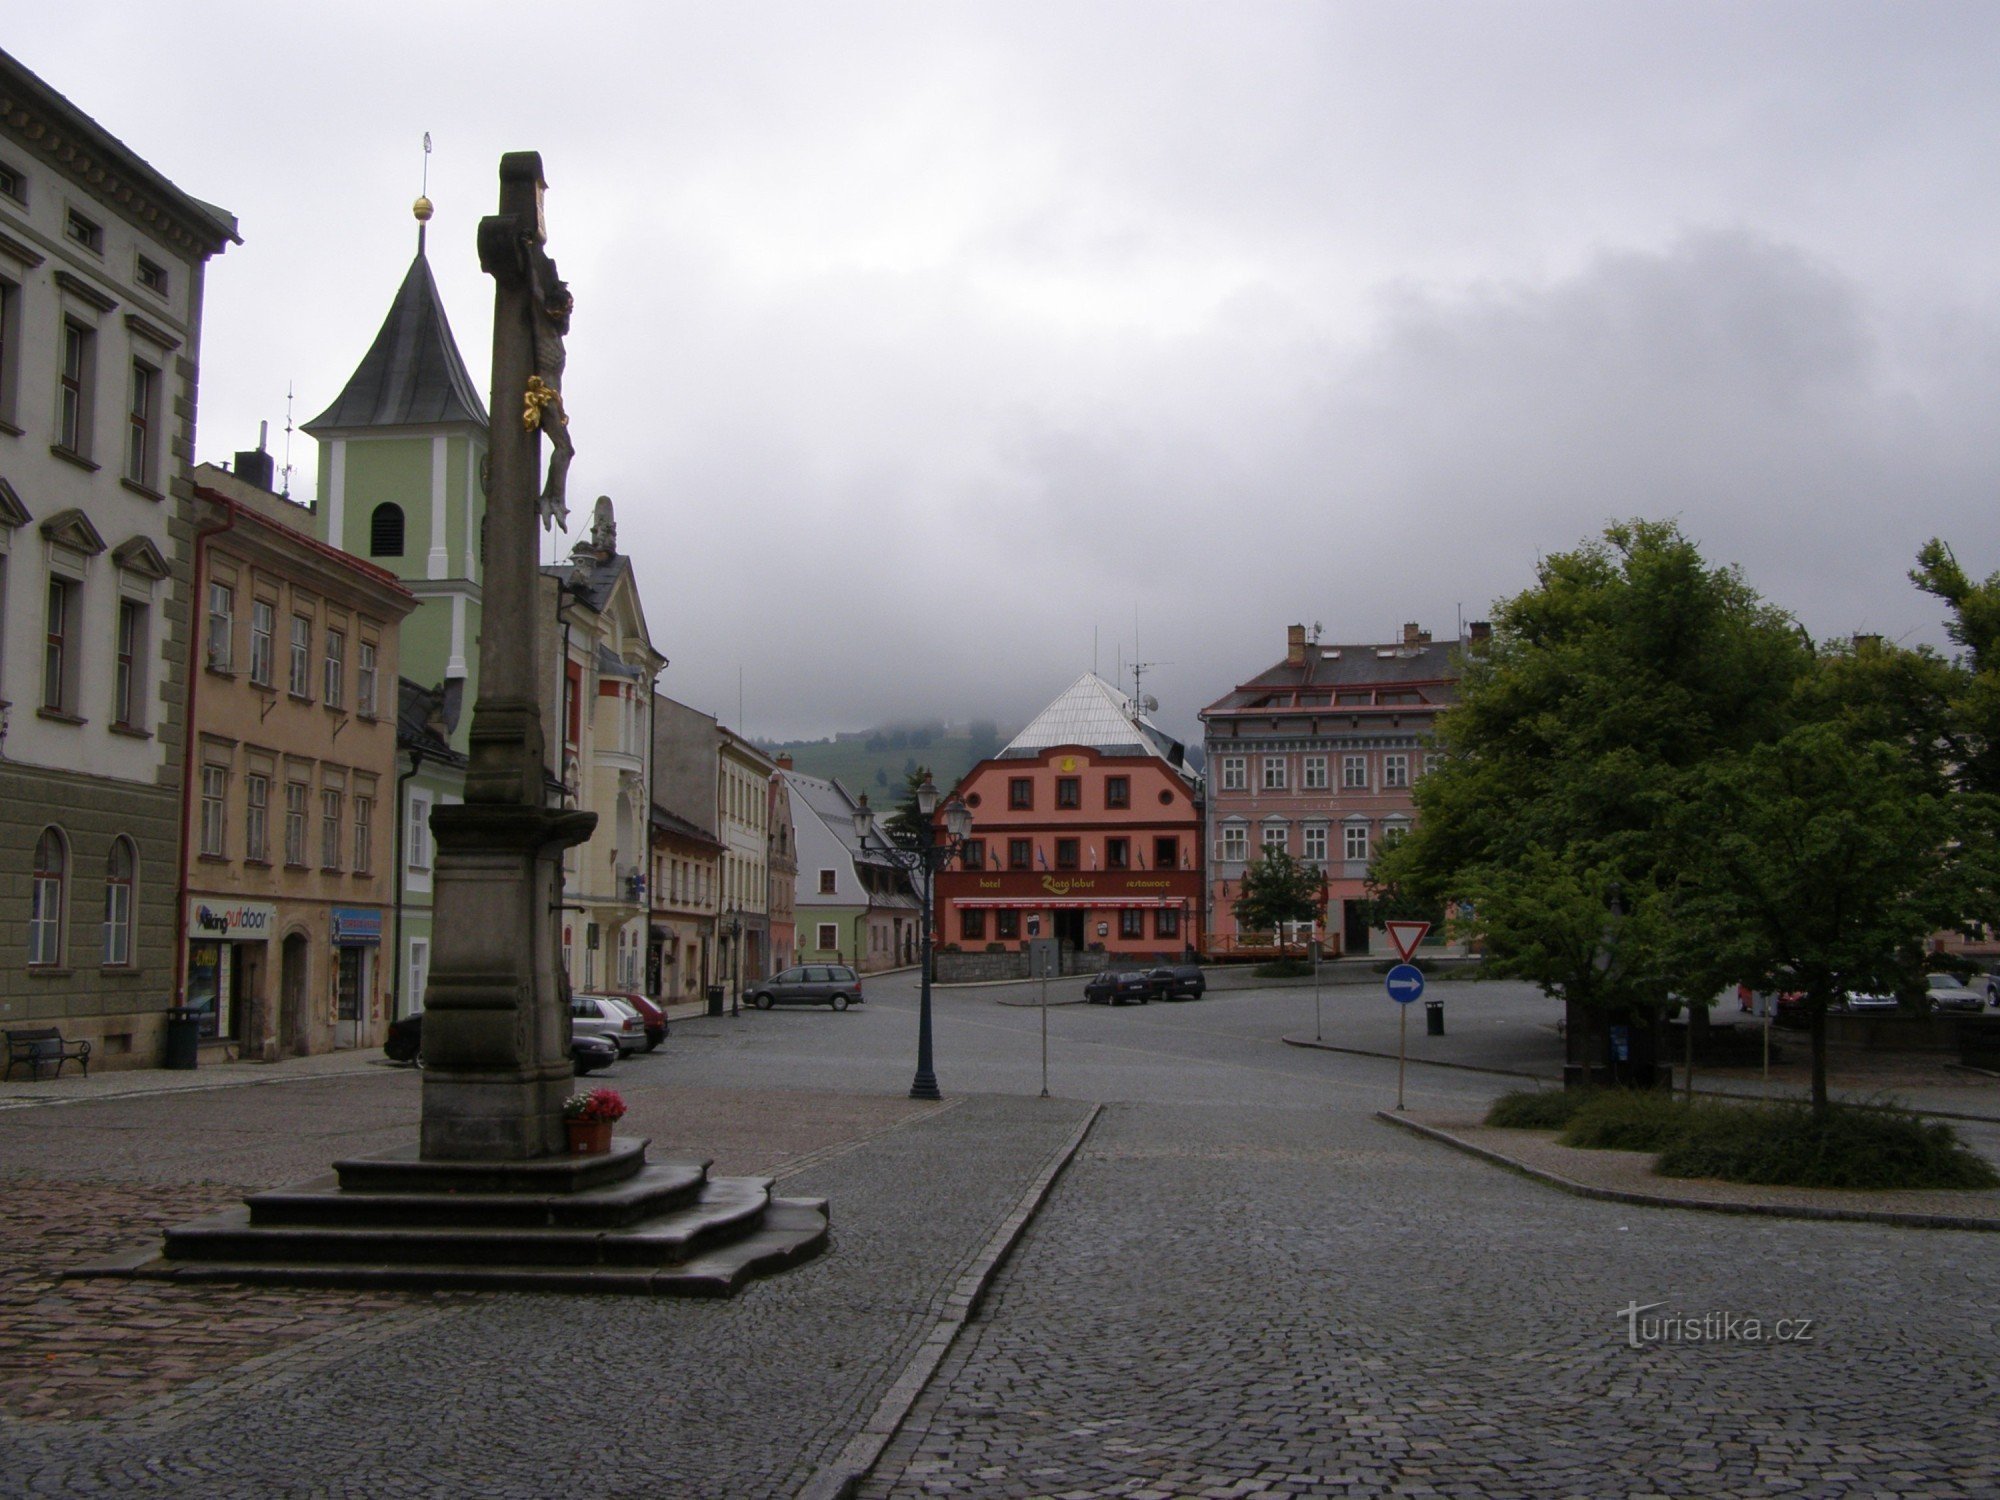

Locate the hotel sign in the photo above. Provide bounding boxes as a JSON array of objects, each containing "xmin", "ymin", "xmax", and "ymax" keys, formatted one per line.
[{"xmin": 940, "ymin": 869, "xmax": 1200, "ymax": 903}]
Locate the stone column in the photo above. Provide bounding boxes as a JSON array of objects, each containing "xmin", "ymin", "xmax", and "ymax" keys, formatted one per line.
[{"xmin": 419, "ymin": 153, "xmax": 594, "ymax": 1160}]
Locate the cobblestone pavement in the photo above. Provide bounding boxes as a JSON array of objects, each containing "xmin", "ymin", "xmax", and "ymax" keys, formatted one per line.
[
  {"xmin": 861, "ymin": 1096, "xmax": 2000, "ymax": 1498},
  {"xmin": 6, "ymin": 975, "xmax": 1999, "ymax": 1497}
]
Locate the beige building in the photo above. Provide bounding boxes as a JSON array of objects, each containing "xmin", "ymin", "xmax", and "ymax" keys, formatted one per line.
[
  {"xmin": 183, "ymin": 461, "xmax": 414, "ymax": 1057},
  {"xmin": 767, "ymin": 770, "xmax": 797, "ymax": 974},
  {"xmin": 543, "ymin": 498, "xmax": 664, "ymax": 996},
  {"xmin": 648, "ymin": 804, "xmax": 722, "ymax": 1004}
]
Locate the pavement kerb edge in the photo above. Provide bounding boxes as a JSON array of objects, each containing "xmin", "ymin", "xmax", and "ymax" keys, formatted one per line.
[
  {"xmin": 796, "ymin": 1101, "xmax": 1104, "ymax": 1500},
  {"xmin": 1375, "ymin": 1109, "xmax": 2000, "ymax": 1233},
  {"xmin": 1284, "ymin": 1034, "xmax": 1549, "ymax": 1082}
]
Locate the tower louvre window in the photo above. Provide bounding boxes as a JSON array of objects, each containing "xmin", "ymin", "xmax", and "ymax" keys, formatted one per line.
[{"xmin": 370, "ymin": 503, "xmax": 405, "ymax": 558}]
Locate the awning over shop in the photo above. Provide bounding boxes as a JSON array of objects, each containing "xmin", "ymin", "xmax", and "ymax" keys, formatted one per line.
[{"xmin": 953, "ymin": 897, "xmax": 1188, "ymax": 910}]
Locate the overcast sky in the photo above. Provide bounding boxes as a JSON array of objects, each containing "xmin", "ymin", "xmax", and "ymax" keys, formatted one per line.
[{"xmin": 16, "ymin": 4, "xmax": 2000, "ymax": 742}]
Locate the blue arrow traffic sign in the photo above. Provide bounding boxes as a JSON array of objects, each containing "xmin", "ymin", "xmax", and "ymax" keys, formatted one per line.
[{"xmin": 1386, "ymin": 963, "xmax": 1425, "ymax": 1005}]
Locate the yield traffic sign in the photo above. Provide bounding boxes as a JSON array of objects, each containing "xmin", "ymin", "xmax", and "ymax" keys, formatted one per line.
[{"xmin": 1384, "ymin": 920, "xmax": 1431, "ymax": 962}]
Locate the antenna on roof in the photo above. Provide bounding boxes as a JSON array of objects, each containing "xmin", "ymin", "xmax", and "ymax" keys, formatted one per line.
[
  {"xmin": 1130, "ymin": 661, "xmax": 1171, "ymax": 720},
  {"xmin": 279, "ymin": 382, "xmax": 296, "ymax": 498},
  {"xmin": 413, "ymin": 133, "xmax": 434, "ymax": 255},
  {"xmin": 1310, "ymin": 621, "xmax": 1323, "ymax": 643}
]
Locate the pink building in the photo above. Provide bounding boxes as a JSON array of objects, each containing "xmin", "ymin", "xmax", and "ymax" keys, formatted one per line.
[
  {"xmin": 938, "ymin": 675, "xmax": 1203, "ymax": 971},
  {"xmin": 1199, "ymin": 623, "xmax": 1465, "ymax": 958}
]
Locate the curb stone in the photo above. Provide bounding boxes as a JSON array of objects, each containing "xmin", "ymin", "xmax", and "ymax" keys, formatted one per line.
[
  {"xmin": 1376, "ymin": 1109, "xmax": 2000, "ymax": 1232},
  {"xmin": 796, "ymin": 1102, "xmax": 1104, "ymax": 1500}
]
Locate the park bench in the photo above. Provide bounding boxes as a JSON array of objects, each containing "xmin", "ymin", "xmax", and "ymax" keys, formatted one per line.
[{"xmin": 3, "ymin": 1027, "xmax": 91, "ymax": 1081}]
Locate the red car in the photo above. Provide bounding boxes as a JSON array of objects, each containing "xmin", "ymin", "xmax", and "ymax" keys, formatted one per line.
[{"xmin": 602, "ymin": 992, "xmax": 668, "ymax": 1050}]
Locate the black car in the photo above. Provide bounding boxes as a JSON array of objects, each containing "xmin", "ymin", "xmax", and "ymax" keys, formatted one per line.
[
  {"xmin": 1085, "ymin": 970, "xmax": 1153, "ymax": 1006},
  {"xmin": 383, "ymin": 1013, "xmax": 620, "ymax": 1076},
  {"xmin": 1148, "ymin": 965, "xmax": 1206, "ymax": 1001}
]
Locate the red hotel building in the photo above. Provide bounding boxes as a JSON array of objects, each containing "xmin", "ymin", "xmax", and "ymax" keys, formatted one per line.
[{"xmin": 936, "ymin": 675, "xmax": 1203, "ymax": 966}]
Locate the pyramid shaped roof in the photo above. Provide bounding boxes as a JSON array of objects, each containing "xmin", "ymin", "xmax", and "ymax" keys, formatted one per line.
[
  {"xmin": 305, "ymin": 246, "xmax": 487, "ymax": 433},
  {"xmin": 1002, "ymin": 673, "xmax": 1190, "ymax": 775}
]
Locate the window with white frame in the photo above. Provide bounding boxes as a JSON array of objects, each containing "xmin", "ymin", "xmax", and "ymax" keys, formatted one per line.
[
  {"xmin": 1423, "ymin": 753, "xmax": 1441, "ymax": 778},
  {"xmin": 125, "ymin": 359, "xmax": 158, "ymax": 488},
  {"xmin": 1302, "ymin": 825, "xmax": 1328, "ymax": 862},
  {"xmin": 353, "ymin": 795, "xmax": 374, "ymax": 874},
  {"xmin": 320, "ymin": 789, "xmax": 342, "ymax": 870},
  {"xmin": 1342, "ymin": 754, "xmax": 1368, "ymax": 789},
  {"xmin": 284, "ymin": 781, "xmax": 308, "ymax": 865},
  {"xmin": 1383, "ymin": 753, "xmax": 1409, "ymax": 788},
  {"xmin": 206, "ymin": 581, "xmax": 234, "ymax": 673},
  {"xmin": 199, "ymin": 765, "xmax": 227, "ymax": 857},
  {"xmin": 289, "ymin": 613, "xmax": 311, "ymax": 697},
  {"xmin": 57, "ymin": 320, "xmax": 94, "ymax": 457},
  {"xmin": 407, "ymin": 938, "xmax": 430, "ymax": 1014},
  {"xmin": 1262, "ymin": 756, "xmax": 1287, "ymax": 790},
  {"xmin": 357, "ymin": 640, "xmax": 378, "ymax": 717},
  {"xmin": 817, "ymin": 922, "xmax": 838, "ymax": 952},
  {"xmin": 0, "ymin": 275, "xmax": 19, "ymax": 426},
  {"xmin": 249, "ymin": 600, "xmax": 274, "ymax": 686},
  {"xmin": 323, "ymin": 629, "xmax": 345, "ymax": 709},
  {"xmin": 43, "ymin": 575, "xmax": 77, "ymax": 713},
  {"xmin": 29, "ymin": 827, "xmax": 66, "ymax": 967},
  {"xmin": 102, "ymin": 836, "xmax": 135, "ymax": 967},
  {"xmin": 1219, "ymin": 823, "xmax": 1248, "ymax": 862},
  {"xmin": 1261, "ymin": 823, "xmax": 1288, "ymax": 852},
  {"xmin": 1303, "ymin": 755, "xmax": 1328, "ymax": 789},
  {"xmin": 407, "ymin": 792, "xmax": 432, "ymax": 871},
  {"xmin": 245, "ymin": 774, "xmax": 269, "ymax": 862},
  {"xmin": 1343, "ymin": 823, "xmax": 1370, "ymax": 862},
  {"xmin": 113, "ymin": 598, "xmax": 147, "ymax": 729},
  {"xmin": 1221, "ymin": 756, "xmax": 1245, "ymax": 791}
]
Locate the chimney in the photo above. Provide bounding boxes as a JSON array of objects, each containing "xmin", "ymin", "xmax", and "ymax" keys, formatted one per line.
[
  {"xmin": 776, "ymin": 754, "xmax": 794, "ymax": 770},
  {"xmin": 1286, "ymin": 624, "xmax": 1307, "ymax": 666},
  {"xmin": 1467, "ymin": 620, "xmax": 1492, "ymax": 647},
  {"xmin": 234, "ymin": 422, "xmax": 276, "ymax": 491},
  {"xmin": 1852, "ymin": 633, "xmax": 1882, "ymax": 653},
  {"xmin": 1402, "ymin": 622, "xmax": 1430, "ymax": 646}
]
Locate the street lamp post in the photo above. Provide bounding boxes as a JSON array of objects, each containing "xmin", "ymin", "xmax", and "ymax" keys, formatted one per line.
[
  {"xmin": 728, "ymin": 909, "xmax": 742, "ymax": 1017},
  {"xmin": 853, "ymin": 776, "xmax": 972, "ymax": 1101}
]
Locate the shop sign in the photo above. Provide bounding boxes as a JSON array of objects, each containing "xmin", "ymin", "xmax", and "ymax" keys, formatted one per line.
[
  {"xmin": 187, "ymin": 900, "xmax": 276, "ymax": 940},
  {"xmin": 331, "ymin": 907, "xmax": 384, "ymax": 945}
]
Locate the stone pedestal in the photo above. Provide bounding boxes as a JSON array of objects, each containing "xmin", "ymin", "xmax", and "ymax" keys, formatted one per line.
[{"xmin": 419, "ymin": 802, "xmax": 595, "ymax": 1160}]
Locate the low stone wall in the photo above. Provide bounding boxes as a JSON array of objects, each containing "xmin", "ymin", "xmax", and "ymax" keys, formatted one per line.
[{"xmin": 935, "ymin": 949, "xmax": 1184, "ymax": 984}]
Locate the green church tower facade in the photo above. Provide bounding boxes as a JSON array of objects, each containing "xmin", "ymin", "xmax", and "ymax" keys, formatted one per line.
[{"xmin": 304, "ymin": 210, "xmax": 488, "ymax": 1020}]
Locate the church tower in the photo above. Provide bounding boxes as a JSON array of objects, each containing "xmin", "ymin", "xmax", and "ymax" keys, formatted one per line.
[{"xmin": 303, "ymin": 196, "xmax": 487, "ymax": 738}]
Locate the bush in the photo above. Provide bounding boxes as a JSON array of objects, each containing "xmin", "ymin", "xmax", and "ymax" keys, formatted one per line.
[
  {"xmin": 1559, "ymin": 1090, "xmax": 1701, "ymax": 1152},
  {"xmin": 1485, "ymin": 1089, "xmax": 1590, "ymax": 1129},
  {"xmin": 1657, "ymin": 1101, "xmax": 2000, "ymax": 1191},
  {"xmin": 1253, "ymin": 959, "xmax": 1314, "ymax": 978}
]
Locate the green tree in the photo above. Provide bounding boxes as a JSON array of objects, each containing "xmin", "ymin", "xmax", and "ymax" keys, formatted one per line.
[
  {"xmin": 884, "ymin": 764, "xmax": 934, "ymax": 848},
  {"xmin": 1667, "ymin": 719, "xmax": 1974, "ymax": 1112},
  {"xmin": 1232, "ymin": 849, "xmax": 1328, "ymax": 957},
  {"xmin": 1375, "ymin": 519, "xmax": 1813, "ymax": 1084}
]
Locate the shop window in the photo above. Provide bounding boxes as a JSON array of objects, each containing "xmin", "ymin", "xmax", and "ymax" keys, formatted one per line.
[
  {"xmin": 960, "ymin": 909, "xmax": 987, "ymax": 942},
  {"xmin": 995, "ymin": 910, "xmax": 1019, "ymax": 940},
  {"xmin": 1156, "ymin": 907, "xmax": 1181, "ymax": 940},
  {"xmin": 1119, "ymin": 909, "xmax": 1144, "ymax": 939}
]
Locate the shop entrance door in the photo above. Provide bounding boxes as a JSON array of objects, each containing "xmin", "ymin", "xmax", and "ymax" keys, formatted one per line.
[
  {"xmin": 335, "ymin": 946, "xmax": 365, "ymax": 1049},
  {"xmin": 1053, "ymin": 910, "xmax": 1086, "ymax": 954}
]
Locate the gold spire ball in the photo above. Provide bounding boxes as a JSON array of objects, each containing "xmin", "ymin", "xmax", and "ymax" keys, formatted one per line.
[{"xmin": 413, "ymin": 195, "xmax": 434, "ymax": 223}]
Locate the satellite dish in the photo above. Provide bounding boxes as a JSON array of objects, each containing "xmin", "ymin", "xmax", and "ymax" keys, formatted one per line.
[{"xmin": 1140, "ymin": 694, "xmax": 1159, "ymax": 714}]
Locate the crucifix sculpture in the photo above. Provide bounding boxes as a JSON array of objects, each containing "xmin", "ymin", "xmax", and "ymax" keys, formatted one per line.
[{"xmin": 418, "ymin": 153, "xmax": 595, "ymax": 1160}]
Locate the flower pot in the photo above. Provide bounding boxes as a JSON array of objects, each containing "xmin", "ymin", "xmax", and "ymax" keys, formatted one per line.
[{"xmin": 566, "ymin": 1118, "xmax": 613, "ymax": 1154}]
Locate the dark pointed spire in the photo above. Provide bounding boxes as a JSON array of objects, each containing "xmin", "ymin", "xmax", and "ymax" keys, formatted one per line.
[{"xmin": 304, "ymin": 232, "xmax": 486, "ymax": 434}]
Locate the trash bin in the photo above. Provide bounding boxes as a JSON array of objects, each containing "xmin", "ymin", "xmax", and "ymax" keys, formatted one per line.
[
  {"xmin": 164, "ymin": 1007, "xmax": 202, "ymax": 1070},
  {"xmin": 706, "ymin": 985, "xmax": 725, "ymax": 1018},
  {"xmin": 1424, "ymin": 999, "xmax": 1445, "ymax": 1037}
]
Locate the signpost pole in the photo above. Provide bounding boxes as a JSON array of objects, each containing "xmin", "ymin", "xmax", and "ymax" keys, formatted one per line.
[
  {"xmin": 1039, "ymin": 945, "xmax": 1050, "ymax": 1099},
  {"xmin": 1312, "ymin": 938, "xmax": 1322, "ymax": 1042},
  {"xmin": 1398, "ymin": 1001, "xmax": 1407, "ymax": 1112}
]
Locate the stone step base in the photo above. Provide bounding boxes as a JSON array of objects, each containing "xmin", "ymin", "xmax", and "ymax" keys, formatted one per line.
[
  {"xmin": 77, "ymin": 1198, "xmax": 830, "ymax": 1298},
  {"xmin": 248, "ymin": 1158, "xmax": 711, "ymax": 1231}
]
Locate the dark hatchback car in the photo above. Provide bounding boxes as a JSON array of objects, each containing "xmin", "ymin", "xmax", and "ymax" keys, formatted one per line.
[
  {"xmin": 1148, "ymin": 965, "xmax": 1206, "ymax": 1001},
  {"xmin": 1085, "ymin": 970, "xmax": 1154, "ymax": 1006},
  {"xmin": 749, "ymin": 964, "xmax": 865, "ymax": 1011}
]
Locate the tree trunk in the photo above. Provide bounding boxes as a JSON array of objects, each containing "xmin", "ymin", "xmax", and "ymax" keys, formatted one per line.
[{"xmin": 1808, "ymin": 993, "xmax": 1830, "ymax": 1116}]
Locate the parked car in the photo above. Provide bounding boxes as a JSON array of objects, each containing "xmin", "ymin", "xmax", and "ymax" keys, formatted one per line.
[
  {"xmin": 749, "ymin": 964, "xmax": 864, "ymax": 1011},
  {"xmin": 601, "ymin": 991, "xmax": 667, "ymax": 1050},
  {"xmin": 385, "ymin": 1012, "xmax": 621, "ymax": 1075},
  {"xmin": 1839, "ymin": 989, "xmax": 1900, "ymax": 1014},
  {"xmin": 1925, "ymin": 973, "xmax": 1985, "ymax": 1012},
  {"xmin": 1986, "ymin": 971, "xmax": 2000, "ymax": 1008},
  {"xmin": 1148, "ymin": 964, "xmax": 1207, "ymax": 1001},
  {"xmin": 571, "ymin": 993, "xmax": 648, "ymax": 1054},
  {"xmin": 1085, "ymin": 970, "xmax": 1154, "ymax": 1006}
]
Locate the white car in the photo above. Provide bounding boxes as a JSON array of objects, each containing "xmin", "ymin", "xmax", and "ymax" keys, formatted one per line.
[
  {"xmin": 1840, "ymin": 989, "xmax": 1899, "ymax": 1014},
  {"xmin": 1924, "ymin": 973, "xmax": 1985, "ymax": 1013},
  {"xmin": 569, "ymin": 992, "xmax": 648, "ymax": 1055}
]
